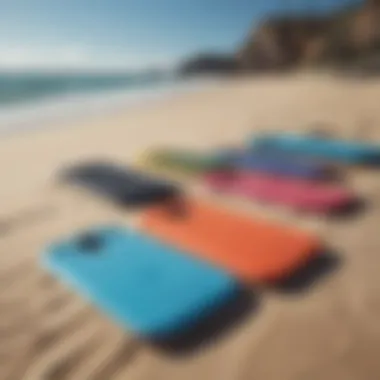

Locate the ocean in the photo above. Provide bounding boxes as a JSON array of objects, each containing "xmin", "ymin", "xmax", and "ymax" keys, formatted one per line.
[
  {"xmin": 0, "ymin": 72, "xmax": 169, "ymax": 107},
  {"xmin": 0, "ymin": 72, "xmax": 215, "ymax": 135}
]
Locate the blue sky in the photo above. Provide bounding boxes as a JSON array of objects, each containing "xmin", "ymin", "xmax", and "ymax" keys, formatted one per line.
[{"xmin": 0, "ymin": 0, "xmax": 362, "ymax": 71}]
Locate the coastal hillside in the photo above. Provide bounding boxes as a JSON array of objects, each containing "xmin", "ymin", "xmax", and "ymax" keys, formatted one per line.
[
  {"xmin": 180, "ymin": 0, "xmax": 380, "ymax": 74},
  {"xmin": 238, "ymin": 0, "xmax": 380, "ymax": 70}
]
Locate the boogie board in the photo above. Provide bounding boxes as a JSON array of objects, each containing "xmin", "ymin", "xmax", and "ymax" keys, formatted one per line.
[
  {"xmin": 59, "ymin": 160, "xmax": 180, "ymax": 207},
  {"xmin": 251, "ymin": 133, "xmax": 380, "ymax": 164},
  {"xmin": 141, "ymin": 198, "xmax": 320, "ymax": 283},
  {"xmin": 42, "ymin": 226, "xmax": 238, "ymax": 338},
  {"xmin": 221, "ymin": 148, "xmax": 335, "ymax": 180},
  {"xmin": 140, "ymin": 148, "xmax": 229, "ymax": 176},
  {"xmin": 204, "ymin": 171, "xmax": 355, "ymax": 213}
]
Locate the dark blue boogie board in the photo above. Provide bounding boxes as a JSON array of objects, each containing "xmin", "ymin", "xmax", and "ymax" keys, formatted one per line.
[
  {"xmin": 251, "ymin": 133, "xmax": 380, "ymax": 165},
  {"xmin": 216, "ymin": 147, "xmax": 334, "ymax": 180},
  {"xmin": 59, "ymin": 160, "xmax": 180, "ymax": 207}
]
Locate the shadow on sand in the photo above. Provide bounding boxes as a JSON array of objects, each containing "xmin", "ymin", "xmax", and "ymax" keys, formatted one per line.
[
  {"xmin": 329, "ymin": 196, "xmax": 367, "ymax": 219},
  {"xmin": 149, "ymin": 287, "xmax": 259, "ymax": 356},
  {"xmin": 148, "ymin": 247, "xmax": 342, "ymax": 355},
  {"xmin": 272, "ymin": 248, "xmax": 342, "ymax": 294}
]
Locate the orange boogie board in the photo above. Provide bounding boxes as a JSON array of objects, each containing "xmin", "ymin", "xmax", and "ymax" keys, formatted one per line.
[{"xmin": 140, "ymin": 198, "xmax": 320, "ymax": 283}]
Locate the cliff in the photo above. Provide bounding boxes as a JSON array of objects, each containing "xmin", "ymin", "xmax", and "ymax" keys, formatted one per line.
[
  {"xmin": 177, "ymin": 0, "xmax": 380, "ymax": 75},
  {"xmin": 238, "ymin": 0, "xmax": 380, "ymax": 71}
]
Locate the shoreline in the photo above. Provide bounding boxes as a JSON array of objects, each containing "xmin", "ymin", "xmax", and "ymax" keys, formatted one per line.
[{"xmin": 0, "ymin": 76, "xmax": 222, "ymax": 137}]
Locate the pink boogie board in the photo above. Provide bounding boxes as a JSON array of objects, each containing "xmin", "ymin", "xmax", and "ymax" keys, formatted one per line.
[{"xmin": 204, "ymin": 171, "xmax": 356, "ymax": 213}]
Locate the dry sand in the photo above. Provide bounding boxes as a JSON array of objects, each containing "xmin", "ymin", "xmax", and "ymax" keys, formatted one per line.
[{"xmin": 1, "ymin": 73, "xmax": 380, "ymax": 380}]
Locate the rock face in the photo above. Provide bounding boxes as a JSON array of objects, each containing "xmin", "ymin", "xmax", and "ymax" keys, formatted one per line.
[
  {"xmin": 238, "ymin": 0, "xmax": 380, "ymax": 71},
  {"xmin": 238, "ymin": 17, "xmax": 332, "ymax": 70},
  {"xmin": 178, "ymin": 0, "xmax": 380, "ymax": 75},
  {"xmin": 178, "ymin": 54, "xmax": 239, "ymax": 76}
]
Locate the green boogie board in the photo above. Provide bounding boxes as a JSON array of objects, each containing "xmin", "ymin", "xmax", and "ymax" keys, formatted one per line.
[{"xmin": 140, "ymin": 148, "xmax": 229, "ymax": 176}]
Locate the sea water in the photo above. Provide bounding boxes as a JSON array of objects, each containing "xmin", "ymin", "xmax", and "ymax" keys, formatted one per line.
[{"xmin": 0, "ymin": 72, "xmax": 218, "ymax": 135}]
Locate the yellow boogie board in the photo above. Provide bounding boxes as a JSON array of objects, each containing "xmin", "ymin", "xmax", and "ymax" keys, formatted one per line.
[{"xmin": 138, "ymin": 148, "xmax": 229, "ymax": 177}]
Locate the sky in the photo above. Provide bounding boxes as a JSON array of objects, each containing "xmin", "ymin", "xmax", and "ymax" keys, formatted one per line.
[{"xmin": 0, "ymin": 0, "xmax": 363, "ymax": 72}]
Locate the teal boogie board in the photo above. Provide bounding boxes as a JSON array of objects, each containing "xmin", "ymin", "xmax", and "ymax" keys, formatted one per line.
[
  {"xmin": 251, "ymin": 133, "xmax": 380, "ymax": 165},
  {"xmin": 42, "ymin": 226, "xmax": 238, "ymax": 338}
]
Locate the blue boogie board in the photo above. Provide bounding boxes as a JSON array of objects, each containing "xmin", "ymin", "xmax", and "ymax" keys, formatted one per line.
[
  {"xmin": 251, "ymin": 133, "xmax": 380, "ymax": 165},
  {"xmin": 42, "ymin": 226, "xmax": 238, "ymax": 338},
  {"xmin": 217, "ymin": 148, "xmax": 332, "ymax": 180}
]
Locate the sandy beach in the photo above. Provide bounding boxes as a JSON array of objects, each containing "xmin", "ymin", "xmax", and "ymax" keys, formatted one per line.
[{"xmin": 2, "ymin": 73, "xmax": 380, "ymax": 380}]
